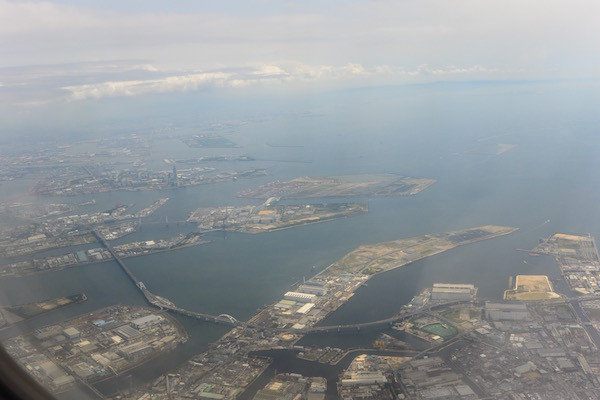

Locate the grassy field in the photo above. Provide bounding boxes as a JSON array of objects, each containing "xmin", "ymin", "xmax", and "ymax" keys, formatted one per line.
[{"xmin": 421, "ymin": 322, "xmax": 457, "ymax": 339}]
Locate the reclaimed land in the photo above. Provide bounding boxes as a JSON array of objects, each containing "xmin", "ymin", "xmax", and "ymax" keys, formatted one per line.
[
  {"xmin": 188, "ymin": 203, "xmax": 367, "ymax": 234},
  {"xmin": 239, "ymin": 173, "xmax": 436, "ymax": 199},
  {"xmin": 321, "ymin": 225, "xmax": 518, "ymax": 277},
  {"xmin": 504, "ymin": 275, "xmax": 560, "ymax": 301}
]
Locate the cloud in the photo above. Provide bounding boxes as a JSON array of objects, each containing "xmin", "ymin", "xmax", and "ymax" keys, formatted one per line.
[
  {"xmin": 0, "ymin": 58, "xmax": 504, "ymax": 105},
  {"xmin": 1, "ymin": 0, "xmax": 599, "ymax": 105},
  {"xmin": 1, "ymin": 0, "xmax": 599, "ymax": 77},
  {"xmin": 59, "ymin": 66, "xmax": 293, "ymax": 101},
  {"xmin": 55, "ymin": 62, "xmax": 500, "ymax": 101},
  {"xmin": 63, "ymin": 72, "xmax": 231, "ymax": 100}
]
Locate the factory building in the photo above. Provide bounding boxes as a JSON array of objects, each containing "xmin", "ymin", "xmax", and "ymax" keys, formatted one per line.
[
  {"xmin": 62, "ymin": 327, "xmax": 80, "ymax": 340},
  {"xmin": 305, "ymin": 279, "xmax": 326, "ymax": 287},
  {"xmin": 131, "ymin": 314, "xmax": 163, "ymax": 329},
  {"xmin": 485, "ymin": 302, "xmax": 529, "ymax": 321},
  {"xmin": 431, "ymin": 283, "xmax": 477, "ymax": 301},
  {"xmin": 284, "ymin": 291, "xmax": 317, "ymax": 303},
  {"xmin": 296, "ymin": 303, "xmax": 315, "ymax": 315},
  {"xmin": 118, "ymin": 342, "xmax": 153, "ymax": 360},
  {"xmin": 114, "ymin": 324, "xmax": 143, "ymax": 340},
  {"xmin": 39, "ymin": 360, "xmax": 75, "ymax": 387},
  {"xmin": 341, "ymin": 372, "xmax": 388, "ymax": 386},
  {"xmin": 297, "ymin": 284, "xmax": 327, "ymax": 296}
]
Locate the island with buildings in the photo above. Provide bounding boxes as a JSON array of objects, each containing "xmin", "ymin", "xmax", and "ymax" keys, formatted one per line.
[
  {"xmin": 0, "ymin": 233, "xmax": 207, "ymax": 278},
  {"xmin": 0, "ymin": 198, "xmax": 170, "ymax": 259},
  {"xmin": 187, "ymin": 199, "xmax": 367, "ymax": 234}
]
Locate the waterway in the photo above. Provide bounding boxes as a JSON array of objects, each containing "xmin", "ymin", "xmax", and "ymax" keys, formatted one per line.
[{"xmin": 2, "ymin": 82, "xmax": 600, "ymax": 397}]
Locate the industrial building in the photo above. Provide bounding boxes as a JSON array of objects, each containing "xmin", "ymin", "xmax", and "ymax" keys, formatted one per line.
[
  {"xmin": 296, "ymin": 303, "xmax": 315, "ymax": 315},
  {"xmin": 118, "ymin": 342, "xmax": 153, "ymax": 360},
  {"xmin": 62, "ymin": 327, "xmax": 80, "ymax": 340},
  {"xmin": 297, "ymin": 284, "xmax": 327, "ymax": 296},
  {"xmin": 131, "ymin": 314, "xmax": 163, "ymax": 329},
  {"xmin": 39, "ymin": 360, "xmax": 75, "ymax": 387},
  {"xmin": 284, "ymin": 291, "xmax": 317, "ymax": 303},
  {"xmin": 431, "ymin": 283, "xmax": 477, "ymax": 301},
  {"xmin": 340, "ymin": 372, "xmax": 388, "ymax": 386},
  {"xmin": 114, "ymin": 324, "xmax": 143, "ymax": 340},
  {"xmin": 485, "ymin": 302, "xmax": 529, "ymax": 321}
]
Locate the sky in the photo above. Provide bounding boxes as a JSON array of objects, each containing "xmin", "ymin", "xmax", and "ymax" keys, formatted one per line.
[{"xmin": 0, "ymin": 0, "xmax": 599, "ymax": 106}]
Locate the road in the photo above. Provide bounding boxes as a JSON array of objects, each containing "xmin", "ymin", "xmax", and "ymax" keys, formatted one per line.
[
  {"xmin": 92, "ymin": 229, "xmax": 240, "ymax": 327},
  {"xmin": 301, "ymin": 300, "xmax": 469, "ymax": 334}
]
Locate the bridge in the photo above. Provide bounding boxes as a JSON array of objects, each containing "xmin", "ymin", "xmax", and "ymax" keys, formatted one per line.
[
  {"xmin": 92, "ymin": 230, "xmax": 240, "ymax": 327},
  {"xmin": 299, "ymin": 300, "xmax": 469, "ymax": 334}
]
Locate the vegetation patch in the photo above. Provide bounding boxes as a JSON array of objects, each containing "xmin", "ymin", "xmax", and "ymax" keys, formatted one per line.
[{"xmin": 420, "ymin": 322, "xmax": 457, "ymax": 339}]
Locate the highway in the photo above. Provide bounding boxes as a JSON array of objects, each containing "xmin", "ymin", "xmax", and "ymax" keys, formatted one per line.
[
  {"xmin": 301, "ymin": 300, "xmax": 468, "ymax": 334},
  {"xmin": 92, "ymin": 230, "xmax": 240, "ymax": 327}
]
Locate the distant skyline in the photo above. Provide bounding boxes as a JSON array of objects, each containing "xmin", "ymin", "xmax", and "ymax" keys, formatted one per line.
[{"xmin": 1, "ymin": 0, "xmax": 599, "ymax": 105}]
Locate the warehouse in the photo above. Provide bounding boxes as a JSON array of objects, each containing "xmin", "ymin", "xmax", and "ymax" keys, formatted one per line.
[
  {"xmin": 297, "ymin": 284, "xmax": 327, "ymax": 296},
  {"xmin": 284, "ymin": 291, "xmax": 317, "ymax": 303},
  {"xmin": 118, "ymin": 342, "xmax": 152, "ymax": 360},
  {"xmin": 296, "ymin": 303, "xmax": 315, "ymax": 314},
  {"xmin": 114, "ymin": 324, "xmax": 142, "ymax": 340},
  {"xmin": 485, "ymin": 302, "xmax": 529, "ymax": 321},
  {"xmin": 341, "ymin": 372, "xmax": 387, "ymax": 386},
  {"xmin": 431, "ymin": 283, "xmax": 477, "ymax": 301},
  {"xmin": 131, "ymin": 314, "xmax": 163, "ymax": 329},
  {"xmin": 62, "ymin": 327, "xmax": 80, "ymax": 340}
]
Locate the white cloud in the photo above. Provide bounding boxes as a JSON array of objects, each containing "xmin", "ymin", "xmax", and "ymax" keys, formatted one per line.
[
  {"xmin": 1, "ymin": 0, "xmax": 599, "ymax": 104},
  {"xmin": 2, "ymin": 0, "xmax": 599, "ymax": 73},
  {"xmin": 62, "ymin": 72, "xmax": 233, "ymax": 100},
  {"xmin": 56, "ymin": 63, "xmax": 499, "ymax": 101}
]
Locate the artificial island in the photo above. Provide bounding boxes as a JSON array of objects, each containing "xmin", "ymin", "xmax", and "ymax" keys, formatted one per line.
[
  {"xmin": 238, "ymin": 174, "xmax": 436, "ymax": 199},
  {"xmin": 187, "ymin": 199, "xmax": 367, "ymax": 234}
]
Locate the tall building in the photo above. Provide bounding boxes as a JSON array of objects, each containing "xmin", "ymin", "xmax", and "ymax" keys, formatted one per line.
[{"xmin": 172, "ymin": 165, "xmax": 178, "ymax": 187}]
